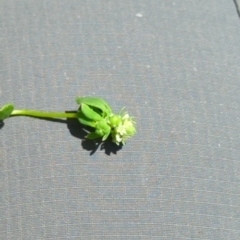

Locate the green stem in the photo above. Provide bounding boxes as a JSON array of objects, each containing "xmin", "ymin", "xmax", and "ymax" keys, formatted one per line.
[{"xmin": 11, "ymin": 109, "xmax": 78, "ymax": 119}]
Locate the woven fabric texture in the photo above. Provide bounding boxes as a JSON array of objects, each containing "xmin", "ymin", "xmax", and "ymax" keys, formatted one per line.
[{"xmin": 1, "ymin": 0, "xmax": 240, "ymax": 239}]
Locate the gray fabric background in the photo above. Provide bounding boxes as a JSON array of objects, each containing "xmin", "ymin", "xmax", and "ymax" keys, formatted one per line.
[{"xmin": 1, "ymin": 0, "xmax": 240, "ymax": 239}]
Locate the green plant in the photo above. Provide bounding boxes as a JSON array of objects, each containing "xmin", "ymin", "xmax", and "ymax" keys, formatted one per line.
[{"xmin": 0, "ymin": 97, "xmax": 136, "ymax": 145}]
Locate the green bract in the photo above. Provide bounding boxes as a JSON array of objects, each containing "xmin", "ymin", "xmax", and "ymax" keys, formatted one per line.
[
  {"xmin": 76, "ymin": 97, "xmax": 136, "ymax": 145},
  {"xmin": 75, "ymin": 97, "xmax": 112, "ymax": 117},
  {"xmin": 108, "ymin": 115, "xmax": 121, "ymax": 127},
  {"xmin": 1, "ymin": 97, "xmax": 136, "ymax": 146}
]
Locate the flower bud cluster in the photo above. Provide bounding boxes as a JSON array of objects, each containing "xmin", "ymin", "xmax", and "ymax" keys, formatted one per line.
[{"xmin": 108, "ymin": 111, "xmax": 136, "ymax": 145}]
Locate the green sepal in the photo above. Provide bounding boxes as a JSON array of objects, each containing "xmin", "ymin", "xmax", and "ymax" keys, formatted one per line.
[
  {"xmin": 86, "ymin": 131, "xmax": 110, "ymax": 141},
  {"xmin": 102, "ymin": 132, "xmax": 110, "ymax": 141},
  {"xmin": 77, "ymin": 111, "xmax": 96, "ymax": 128},
  {"xmin": 81, "ymin": 103, "xmax": 103, "ymax": 121},
  {"xmin": 95, "ymin": 120, "xmax": 111, "ymax": 136},
  {"xmin": 75, "ymin": 97, "xmax": 112, "ymax": 116},
  {"xmin": 86, "ymin": 132, "xmax": 103, "ymax": 140},
  {"xmin": 0, "ymin": 104, "xmax": 14, "ymax": 120}
]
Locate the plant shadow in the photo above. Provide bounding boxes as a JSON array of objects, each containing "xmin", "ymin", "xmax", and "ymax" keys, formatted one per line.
[
  {"xmin": 0, "ymin": 120, "xmax": 4, "ymax": 129},
  {"xmin": 65, "ymin": 115, "xmax": 122, "ymax": 155},
  {"xmin": 4, "ymin": 111, "xmax": 122, "ymax": 155}
]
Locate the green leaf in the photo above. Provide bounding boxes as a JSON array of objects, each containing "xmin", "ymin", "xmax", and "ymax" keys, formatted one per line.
[
  {"xmin": 75, "ymin": 97, "xmax": 112, "ymax": 116},
  {"xmin": 86, "ymin": 132, "xmax": 102, "ymax": 140},
  {"xmin": 81, "ymin": 103, "xmax": 103, "ymax": 121},
  {"xmin": 77, "ymin": 111, "xmax": 96, "ymax": 128},
  {"xmin": 0, "ymin": 104, "xmax": 14, "ymax": 120}
]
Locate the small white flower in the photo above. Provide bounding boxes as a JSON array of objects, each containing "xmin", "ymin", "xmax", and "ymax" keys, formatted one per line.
[
  {"xmin": 116, "ymin": 123, "xmax": 127, "ymax": 135},
  {"xmin": 122, "ymin": 113, "xmax": 130, "ymax": 120},
  {"xmin": 110, "ymin": 110, "xmax": 136, "ymax": 145}
]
